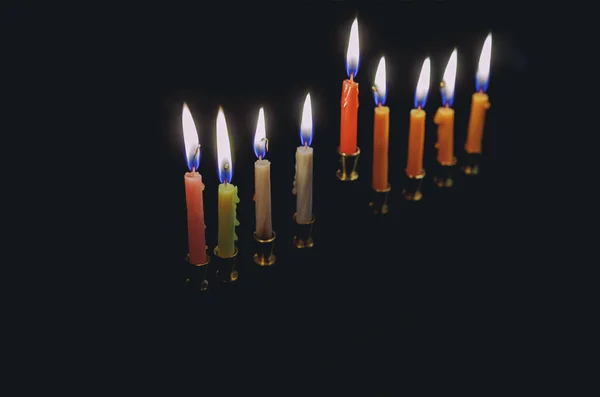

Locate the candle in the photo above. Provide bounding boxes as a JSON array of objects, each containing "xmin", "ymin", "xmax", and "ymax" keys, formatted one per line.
[
  {"xmin": 293, "ymin": 94, "xmax": 314, "ymax": 224},
  {"xmin": 434, "ymin": 49, "xmax": 458, "ymax": 165},
  {"xmin": 465, "ymin": 33, "xmax": 492, "ymax": 154},
  {"xmin": 182, "ymin": 103, "xmax": 207, "ymax": 265},
  {"xmin": 372, "ymin": 56, "xmax": 390, "ymax": 191},
  {"xmin": 406, "ymin": 58, "xmax": 431, "ymax": 178},
  {"xmin": 253, "ymin": 107, "xmax": 272, "ymax": 240},
  {"xmin": 216, "ymin": 107, "xmax": 240, "ymax": 258},
  {"xmin": 339, "ymin": 18, "xmax": 360, "ymax": 154}
]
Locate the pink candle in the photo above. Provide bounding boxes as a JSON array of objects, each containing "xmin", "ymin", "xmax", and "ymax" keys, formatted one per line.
[
  {"xmin": 182, "ymin": 103, "xmax": 208, "ymax": 265},
  {"xmin": 184, "ymin": 172, "xmax": 207, "ymax": 264}
]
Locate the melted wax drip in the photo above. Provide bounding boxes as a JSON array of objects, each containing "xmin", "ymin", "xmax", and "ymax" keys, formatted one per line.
[
  {"xmin": 292, "ymin": 151, "xmax": 298, "ymax": 196},
  {"xmin": 233, "ymin": 185, "xmax": 240, "ymax": 241}
]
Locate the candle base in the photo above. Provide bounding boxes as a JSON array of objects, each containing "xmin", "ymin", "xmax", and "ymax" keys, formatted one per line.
[
  {"xmin": 292, "ymin": 213, "xmax": 315, "ymax": 248},
  {"xmin": 433, "ymin": 158, "xmax": 457, "ymax": 188},
  {"xmin": 253, "ymin": 231, "xmax": 276, "ymax": 266},
  {"xmin": 336, "ymin": 147, "xmax": 360, "ymax": 181},
  {"xmin": 213, "ymin": 246, "xmax": 239, "ymax": 283},
  {"xmin": 461, "ymin": 152, "xmax": 481, "ymax": 176},
  {"xmin": 369, "ymin": 184, "xmax": 391, "ymax": 215},
  {"xmin": 186, "ymin": 253, "xmax": 211, "ymax": 291},
  {"xmin": 402, "ymin": 171, "xmax": 425, "ymax": 201}
]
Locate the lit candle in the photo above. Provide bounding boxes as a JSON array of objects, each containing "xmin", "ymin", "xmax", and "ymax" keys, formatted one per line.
[
  {"xmin": 434, "ymin": 49, "xmax": 458, "ymax": 165},
  {"xmin": 293, "ymin": 94, "xmax": 314, "ymax": 224},
  {"xmin": 339, "ymin": 18, "xmax": 360, "ymax": 155},
  {"xmin": 253, "ymin": 107, "xmax": 272, "ymax": 240},
  {"xmin": 182, "ymin": 103, "xmax": 208, "ymax": 265},
  {"xmin": 406, "ymin": 58, "xmax": 431, "ymax": 178},
  {"xmin": 216, "ymin": 107, "xmax": 240, "ymax": 258},
  {"xmin": 372, "ymin": 56, "xmax": 390, "ymax": 191},
  {"xmin": 465, "ymin": 33, "xmax": 492, "ymax": 154}
]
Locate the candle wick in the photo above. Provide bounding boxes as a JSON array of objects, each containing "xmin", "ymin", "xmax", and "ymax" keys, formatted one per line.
[
  {"xmin": 417, "ymin": 106, "xmax": 422, "ymax": 110},
  {"xmin": 445, "ymin": 104, "xmax": 449, "ymax": 108},
  {"xmin": 304, "ymin": 142, "xmax": 308, "ymax": 147},
  {"xmin": 192, "ymin": 166, "xmax": 195, "ymax": 173},
  {"xmin": 378, "ymin": 103, "xmax": 382, "ymax": 108},
  {"xmin": 258, "ymin": 156, "xmax": 262, "ymax": 160},
  {"xmin": 350, "ymin": 73, "xmax": 354, "ymax": 81}
]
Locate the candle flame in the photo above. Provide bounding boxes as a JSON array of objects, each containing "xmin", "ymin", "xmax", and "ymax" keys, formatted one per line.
[
  {"xmin": 182, "ymin": 102, "xmax": 200, "ymax": 171},
  {"xmin": 300, "ymin": 93, "xmax": 313, "ymax": 147},
  {"xmin": 345, "ymin": 18, "xmax": 360, "ymax": 78},
  {"xmin": 441, "ymin": 49, "xmax": 457, "ymax": 107},
  {"xmin": 216, "ymin": 107, "xmax": 233, "ymax": 184},
  {"xmin": 253, "ymin": 107, "xmax": 267, "ymax": 159},
  {"xmin": 373, "ymin": 56, "xmax": 386, "ymax": 106},
  {"xmin": 414, "ymin": 57, "xmax": 431, "ymax": 109},
  {"xmin": 476, "ymin": 33, "xmax": 492, "ymax": 92}
]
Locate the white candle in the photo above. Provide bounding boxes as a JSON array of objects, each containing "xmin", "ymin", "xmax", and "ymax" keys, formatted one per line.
[
  {"xmin": 293, "ymin": 94, "xmax": 314, "ymax": 224},
  {"xmin": 253, "ymin": 108, "xmax": 273, "ymax": 239}
]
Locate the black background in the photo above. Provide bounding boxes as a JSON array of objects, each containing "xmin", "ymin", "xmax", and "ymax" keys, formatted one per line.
[{"xmin": 5, "ymin": 1, "xmax": 535, "ymax": 393}]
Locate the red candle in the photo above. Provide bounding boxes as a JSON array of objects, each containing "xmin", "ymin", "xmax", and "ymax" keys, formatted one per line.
[
  {"xmin": 182, "ymin": 103, "xmax": 207, "ymax": 265},
  {"xmin": 339, "ymin": 18, "xmax": 360, "ymax": 155}
]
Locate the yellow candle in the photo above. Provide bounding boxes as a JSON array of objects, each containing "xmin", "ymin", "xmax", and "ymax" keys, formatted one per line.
[
  {"xmin": 372, "ymin": 56, "xmax": 390, "ymax": 191},
  {"xmin": 434, "ymin": 49, "xmax": 458, "ymax": 165},
  {"xmin": 465, "ymin": 33, "xmax": 492, "ymax": 154},
  {"xmin": 406, "ymin": 58, "xmax": 430, "ymax": 178},
  {"xmin": 216, "ymin": 107, "xmax": 239, "ymax": 257},
  {"xmin": 218, "ymin": 183, "xmax": 239, "ymax": 257}
]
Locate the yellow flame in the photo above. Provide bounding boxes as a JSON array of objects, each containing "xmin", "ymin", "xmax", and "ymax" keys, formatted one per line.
[
  {"xmin": 415, "ymin": 57, "xmax": 431, "ymax": 103},
  {"xmin": 477, "ymin": 33, "xmax": 492, "ymax": 84},
  {"xmin": 182, "ymin": 102, "xmax": 199, "ymax": 166},
  {"xmin": 442, "ymin": 49, "xmax": 457, "ymax": 100},
  {"xmin": 346, "ymin": 18, "xmax": 360, "ymax": 76},
  {"xmin": 301, "ymin": 93, "xmax": 312, "ymax": 142},
  {"xmin": 374, "ymin": 56, "xmax": 386, "ymax": 102},
  {"xmin": 216, "ymin": 107, "xmax": 232, "ymax": 174},
  {"xmin": 254, "ymin": 107, "xmax": 266, "ymax": 155}
]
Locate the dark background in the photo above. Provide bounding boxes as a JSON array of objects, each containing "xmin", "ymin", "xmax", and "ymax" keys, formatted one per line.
[{"xmin": 4, "ymin": 1, "xmax": 535, "ymax": 393}]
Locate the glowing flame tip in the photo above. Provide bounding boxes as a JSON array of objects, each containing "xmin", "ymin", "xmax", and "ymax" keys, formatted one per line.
[
  {"xmin": 373, "ymin": 56, "xmax": 387, "ymax": 106},
  {"xmin": 441, "ymin": 49, "xmax": 457, "ymax": 107},
  {"xmin": 414, "ymin": 57, "xmax": 431, "ymax": 109},
  {"xmin": 345, "ymin": 18, "xmax": 360, "ymax": 78},
  {"xmin": 300, "ymin": 93, "xmax": 313, "ymax": 147},
  {"xmin": 476, "ymin": 33, "xmax": 492, "ymax": 92},
  {"xmin": 216, "ymin": 107, "xmax": 233, "ymax": 183},
  {"xmin": 182, "ymin": 102, "xmax": 200, "ymax": 171},
  {"xmin": 253, "ymin": 107, "xmax": 267, "ymax": 159}
]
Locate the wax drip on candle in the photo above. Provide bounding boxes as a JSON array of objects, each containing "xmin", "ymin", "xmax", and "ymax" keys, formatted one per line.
[
  {"xmin": 292, "ymin": 151, "xmax": 298, "ymax": 196},
  {"xmin": 233, "ymin": 185, "xmax": 240, "ymax": 241}
]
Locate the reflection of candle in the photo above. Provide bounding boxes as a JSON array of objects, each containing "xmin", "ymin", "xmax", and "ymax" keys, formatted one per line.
[
  {"xmin": 465, "ymin": 33, "xmax": 492, "ymax": 154},
  {"xmin": 253, "ymin": 108, "xmax": 272, "ymax": 240},
  {"xmin": 406, "ymin": 58, "xmax": 431, "ymax": 178},
  {"xmin": 216, "ymin": 107, "xmax": 240, "ymax": 258},
  {"xmin": 293, "ymin": 94, "xmax": 314, "ymax": 223},
  {"xmin": 339, "ymin": 18, "xmax": 360, "ymax": 154},
  {"xmin": 182, "ymin": 103, "xmax": 207, "ymax": 265},
  {"xmin": 434, "ymin": 49, "xmax": 457, "ymax": 164},
  {"xmin": 372, "ymin": 56, "xmax": 389, "ymax": 190}
]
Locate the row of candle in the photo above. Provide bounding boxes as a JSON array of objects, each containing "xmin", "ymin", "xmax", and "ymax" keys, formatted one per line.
[
  {"xmin": 339, "ymin": 19, "xmax": 492, "ymax": 190},
  {"xmin": 181, "ymin": 19, "xmax": 493, "ymax": 265},
  {"xmin": 182, "ymin": 95, "xmax": 314, "ymax": 265}
]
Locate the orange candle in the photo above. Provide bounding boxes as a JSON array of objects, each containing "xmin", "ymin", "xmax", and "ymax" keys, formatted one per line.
[
  {"xmin": 406, "ymin": 58, "xmax": 431, "ymax": 178},
  {"xmin": 434, "ymin": 49, "xmax": 458, "ymax": 165},
  {"xmin": 372, "ymin": 56, "xmax": 389, "ymax": 190},
  {"xmin": 465, "ymin": 33, "xmax": 492, "ymax": 154},
  {"xmin": 339, "ymin": 18, "xmax": 360, "ymax": 155},
  {"xmin": 182, "ymin": 103, "xmax": 207, "ymax": 265}
]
